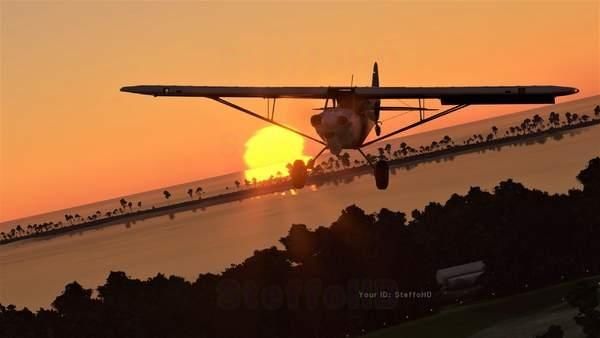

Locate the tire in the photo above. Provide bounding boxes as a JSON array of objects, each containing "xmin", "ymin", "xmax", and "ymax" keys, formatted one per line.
[
  {"xmin": 374, "ymin": 160, "xmax": 389, "ymax": 190},
  {"xmin": 290, "ymin": 160, "xmax": 307, "ymax": 189}
]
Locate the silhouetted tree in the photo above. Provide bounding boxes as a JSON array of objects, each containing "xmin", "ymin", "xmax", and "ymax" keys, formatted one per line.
[
  {"xmin": 195, "ymin": 187, "xmax": 203, "ymax": 199},
  {"xmin": 119, "ymin": 198, "xmax": 128, "ymax": 210},
  {"xmin": 384, "ymin": 143, "xmax": 392, "ymax": 156},
  {"xmin": 340, "ymin": 152, "xmax": 351, "ymax": 168},
  {"xmin": 548, "ymin": 111, "xmax": 561, "ymax": 127},
  {"xmin": 577, "ymin": 157, "xmax": 600, "ymax": 195},
  {"xmin": 566, "ymin": 112, "xmax": 573, "ymax": 125}
]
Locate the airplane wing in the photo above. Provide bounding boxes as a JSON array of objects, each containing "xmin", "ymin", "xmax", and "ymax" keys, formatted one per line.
[{"xmin": 121, "ymin": 85, "xmax": 577, "ymax": 105}]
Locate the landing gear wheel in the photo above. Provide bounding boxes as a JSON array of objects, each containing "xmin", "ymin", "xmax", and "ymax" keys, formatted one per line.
[
  {"xmin": 290, "ymin": 160, "xmax": 308, "ymax": 189},
  {"xmin": 375, "ymin": 123, "xmax": 382, "ymax": 136},
  {"xmin": 374, "ymin": 160, "xmax": 389, "ymax": 190}
]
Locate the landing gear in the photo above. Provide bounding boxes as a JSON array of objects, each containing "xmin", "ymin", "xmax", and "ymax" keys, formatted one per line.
[
  {"xmin": 290, "ymin": 160, "xmax": 308, "ymax": 189},
  {"xmin": 357, "ymin": 149, "xmax": 389, "ymax": 190},
  {"xmin": 374, "ymin": 160, "xmax": 389, "ymax": 190}
]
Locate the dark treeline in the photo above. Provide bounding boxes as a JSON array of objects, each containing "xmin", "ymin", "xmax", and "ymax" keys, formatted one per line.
[{"xmin": 1, "ymin": 158, "xmax": 600, "ymax": 338}]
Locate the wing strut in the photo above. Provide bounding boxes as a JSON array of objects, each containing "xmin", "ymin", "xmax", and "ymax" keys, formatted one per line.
[
  {"xmin": 211, "ymin": 97, "xmax": 326, "ymax": 146},
  {"xmin": 361, "ymin": 104, "xmax": 469, "ymax": 147}
]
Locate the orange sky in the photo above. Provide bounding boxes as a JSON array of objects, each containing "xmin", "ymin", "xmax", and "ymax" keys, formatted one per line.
[{"xmin": 1, "ymin": 1, "xmax": 598, "ymax": 223}]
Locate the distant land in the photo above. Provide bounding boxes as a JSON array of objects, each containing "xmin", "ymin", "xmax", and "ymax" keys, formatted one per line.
[{"xmin": 2, "ymin": 97, "xmax": 598, "ymax": 245}]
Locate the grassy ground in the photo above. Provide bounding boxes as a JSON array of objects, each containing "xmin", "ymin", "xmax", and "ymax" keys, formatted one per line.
[{"xmin": 366, "ymin": 276, "xmax": 600, "ymax": 338}]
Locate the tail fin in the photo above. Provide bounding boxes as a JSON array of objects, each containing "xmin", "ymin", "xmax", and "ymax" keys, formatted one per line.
[
  {"xmin": 372, "ymin": 62, "xmax": 381, "ymax": 134},
  {"xmin": 372, "ymin": 62, "xmax": 379, "ymax": 87}
]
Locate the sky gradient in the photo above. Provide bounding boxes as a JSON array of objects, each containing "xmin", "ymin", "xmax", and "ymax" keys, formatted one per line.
[{"xmin": 1, "ymin": 1, "xmax": 598, "ymax": 222}]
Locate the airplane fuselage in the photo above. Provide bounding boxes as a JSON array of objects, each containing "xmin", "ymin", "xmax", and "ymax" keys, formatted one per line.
[{"xmin": 310, "ymin": 98, "xmax": 377, "ymax": 155}]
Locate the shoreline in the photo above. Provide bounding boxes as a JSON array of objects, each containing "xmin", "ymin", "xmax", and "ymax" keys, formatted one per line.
[{"xmin": 1, "ymin": 117, "xmax": 599, "ymax": 246}]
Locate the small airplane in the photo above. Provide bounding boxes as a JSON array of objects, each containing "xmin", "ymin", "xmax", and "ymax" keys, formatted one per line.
[{"xmin": 121, "ymin": 63, "xmax": 578, "ymax": 190}]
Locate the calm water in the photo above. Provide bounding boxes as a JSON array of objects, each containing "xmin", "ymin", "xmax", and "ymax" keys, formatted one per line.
[{"xmin": 1, "ymin": 97, "xmax": 598, "ymax": 309}]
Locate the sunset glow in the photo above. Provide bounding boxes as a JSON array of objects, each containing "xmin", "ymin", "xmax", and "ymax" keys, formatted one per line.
[
  {"xmin": 0, "ymin": 1, "xmax": 598, "ymax": 222},
  {"xmin": 243, "ymin": 126, "xmax": 310, "ymax": 181}
]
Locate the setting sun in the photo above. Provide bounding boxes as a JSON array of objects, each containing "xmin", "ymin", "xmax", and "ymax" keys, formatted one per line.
[{"xmin": 243, "ymin": 126, "xmax": 311, "ymax": 181}]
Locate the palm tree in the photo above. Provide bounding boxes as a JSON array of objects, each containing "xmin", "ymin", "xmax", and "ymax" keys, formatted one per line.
[
  {"xmin": 491, "ymin": 126, "xmax": 498, "ymax": 136},
  {"xmin": 340, "ymin": 152, "xmax": 351, "ymax": 168},
  {"xmin": 119, "ymin": 198, "xmax": 128, "ymax": 210},
  {"xmin": 163, "ymin": 190, "xmax": 171, "ymax": 200},
  {"xmin": 548, "ymin": 111, "xmax": 560, "ymax": 127},
  {"xmin": 384, "ymin": 143, "xmax": 392, "ymax": 156},
  {"xmin": 594, "ymin": 105, "xmax": 600, "ymax": 116},
  {"xmin": 531, "ymin": 114, "xmax": 542, "ymax": 128},
  {"xmin": 187, "ymin": 188, "xmax": 194, "ymax": 199},
  {"xmin": 572, "ymin": 113, "xmax": 579, "ymax": 123},
  {"xmin": 566, "ymin": 112, "xmax": 573, "ymax": 125},
  {"xmin": 521, "ymin": 119, "xmax": 532, "ymax": 133},
  {"xmin": 234, "ymin": 180, "xmax": 241, "ymax": 189},
  {"xmin": 137, "ymin": 201, "xmax": 142, "ymax": 209}
]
